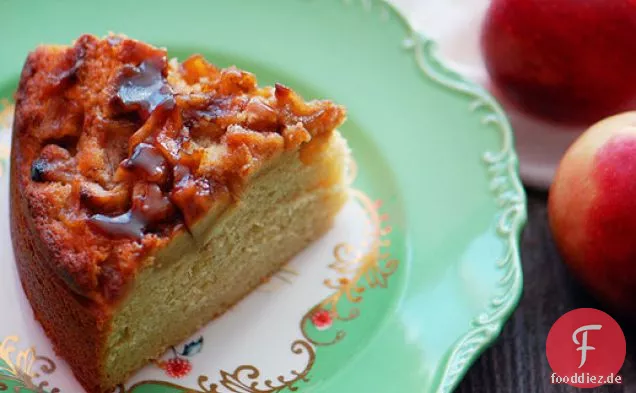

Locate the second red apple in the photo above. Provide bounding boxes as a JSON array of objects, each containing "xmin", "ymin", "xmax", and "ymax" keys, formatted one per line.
[{"xmin": 481, "ymin": 0, "xmax": 636, "ymax": 125}]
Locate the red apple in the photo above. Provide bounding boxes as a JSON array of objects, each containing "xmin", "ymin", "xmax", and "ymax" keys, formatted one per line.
[
  {"xmin": 481, "ymin": 0, "xmax": 636, "ymax": 125},
  {"xmin": 549, "ymin": 112, "xmax": 636, "ymax": 315}
]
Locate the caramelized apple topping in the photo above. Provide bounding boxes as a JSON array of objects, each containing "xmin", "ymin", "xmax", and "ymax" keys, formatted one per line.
[
  {"xmin": 31, "ymin": 144, "xmax": 78, "ymax": 183},
  {"xmin": 121, "ymin": 143, "xmax": 169, "ymax": 184},
  {"xmin": 15, "ymin": 34, "xmax": 346, "ymax": 299},
  {"xmin": 113, "ymin": 57, "xmax": 175, "ymax": 120}
]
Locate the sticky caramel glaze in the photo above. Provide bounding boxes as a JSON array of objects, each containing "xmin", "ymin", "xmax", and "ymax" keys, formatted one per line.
[{"xmin": 11, "ymin": 34, "xmax": 346, "ymax": 304}]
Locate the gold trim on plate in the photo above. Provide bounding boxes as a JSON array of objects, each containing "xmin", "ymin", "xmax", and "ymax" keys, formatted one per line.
[
  {"xmin": 0, "ymin": 100, "xmax": 12, "ymax": 130},
  {"xmin": 0, "ymin": 336, "xmax": 59, "ymax": 393},
  {"xmin": 0, "ymin": 101, "xmax": 12, "ymax": 180},
  {"xmin": 197, "ymin": 340, "xmax": 315, "ymax": 393},
  {"xmin": 299, "ymin": 181, "xmax": 399, "ymax": 347},
  {"xmin": 111, "ymin": 340, "xmax": 315, "ymax": 393}
]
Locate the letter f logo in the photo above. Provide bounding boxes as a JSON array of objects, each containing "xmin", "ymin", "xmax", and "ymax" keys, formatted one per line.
[{"xmin": 573, "ymin": 324, "xmax": 603, "ymax": 368}]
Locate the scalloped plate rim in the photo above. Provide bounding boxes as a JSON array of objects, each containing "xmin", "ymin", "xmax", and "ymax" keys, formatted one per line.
[{"xmin": 388, "ymin": 3, "xmax": 528, "ymax": 392}]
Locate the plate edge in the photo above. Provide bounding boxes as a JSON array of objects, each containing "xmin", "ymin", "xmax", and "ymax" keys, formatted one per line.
[{"xmin": 382, "ymin": 2, "xmax": 528, "ymax": 392}]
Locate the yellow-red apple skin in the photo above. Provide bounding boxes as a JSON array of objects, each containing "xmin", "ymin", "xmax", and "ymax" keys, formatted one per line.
[{"xmin": 549, "ymin": 112, "xmax": 636, "ymax": 314}]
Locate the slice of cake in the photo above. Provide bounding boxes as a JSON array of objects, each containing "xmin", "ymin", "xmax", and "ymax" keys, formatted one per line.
[{"xmin": 10, "ymin": 34, "xmax": 349, "ymax": 393}]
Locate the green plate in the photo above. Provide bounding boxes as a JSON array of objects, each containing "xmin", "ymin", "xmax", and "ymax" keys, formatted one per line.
[{"xmin": 0, "ymin": 1, "xmax": 527, "ymax": 392}]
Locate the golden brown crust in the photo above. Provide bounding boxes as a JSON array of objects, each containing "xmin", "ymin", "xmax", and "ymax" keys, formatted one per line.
[
  {"xmin": 11, "ymin": 34, "xmax": 346, "ymax": 305},
  {"xmin": 10, "ymin": 150, "xmax": 108, "ymax": 393}
]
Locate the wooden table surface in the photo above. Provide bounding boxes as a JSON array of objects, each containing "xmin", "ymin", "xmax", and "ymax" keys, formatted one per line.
[{"xmin": 456, "ymin": 188, "xmax": 636, "ymax": 393}]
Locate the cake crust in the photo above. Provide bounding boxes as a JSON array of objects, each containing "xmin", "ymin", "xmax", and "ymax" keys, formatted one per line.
[
  {"xmin": 10, "ymin": 175, "xmax": 107, "ymax": 392},
  {"xmin": 11, "ymin": 34, "xmax": 346, "ymax": 306}
]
